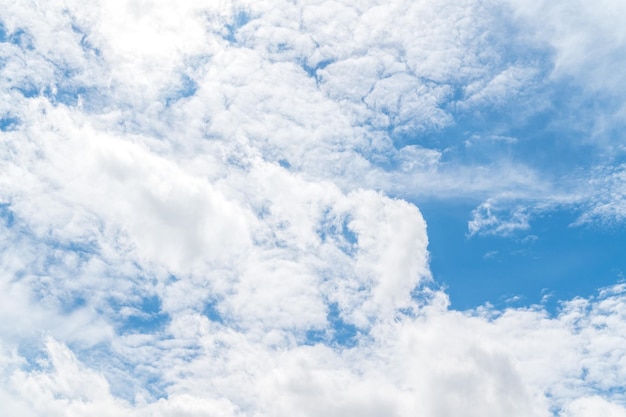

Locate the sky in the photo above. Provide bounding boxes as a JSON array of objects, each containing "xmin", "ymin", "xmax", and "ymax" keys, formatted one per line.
[{"xmin": 1, "ymin": 0, "xmax": 626, "ymax": 416}]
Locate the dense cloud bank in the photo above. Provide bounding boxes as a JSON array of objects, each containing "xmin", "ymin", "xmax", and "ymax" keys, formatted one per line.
[{"xmin": 1, "ymin": 0, "xmax": 626, "ymax": 416}]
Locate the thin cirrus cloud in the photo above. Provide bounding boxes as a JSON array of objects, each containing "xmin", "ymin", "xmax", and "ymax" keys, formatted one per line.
[{"xmin": 1, "ymin": 0, "xmax": 626, "ymax": 416}]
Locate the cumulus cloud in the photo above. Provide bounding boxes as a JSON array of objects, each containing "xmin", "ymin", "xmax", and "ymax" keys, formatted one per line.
[
  {"xmin": 2, "ymin": 286, "xmax": 626, "ymax": 416},
  {"xmin": 1, "ymin": 0, "xmax": 626, "ymax": 416}
]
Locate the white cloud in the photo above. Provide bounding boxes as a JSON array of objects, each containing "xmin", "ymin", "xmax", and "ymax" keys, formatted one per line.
[
  {"xmin": 505, "ymin": 0, "xmax": 626, "ymax": 159},
  {"xmin": 575, "ymin": 165, "xmax": 626, "ymax": 225},
  {"xmin": 1, "ymin": 0, "xmax": 626, "ymax": 416},
  {"xmin": 562, "ymin": 396, "xmax": 626, "ymax": 417},
  {"xmin": 2, "ymin": 286, "xmax": 626, "ymax": 416},
  {"xmin": 461, "ymin": 65, "xmax": 539, "ymax": 109},
  {"xmin": 468, "ymin": 200, "xmax": 530, "ymax": 236},
  {"xmin": 507, "ymin": 0, "xmax": 626, "ymax": 94}
]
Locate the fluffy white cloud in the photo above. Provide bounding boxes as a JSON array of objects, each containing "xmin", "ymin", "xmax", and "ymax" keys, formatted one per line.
[
  {"xmin": 1, "ymin": 0, "xmax": 626, "ymax": 416},
  {"xmin": 2, "ymin": 287, "xmax": 626, "ymax": 416}
]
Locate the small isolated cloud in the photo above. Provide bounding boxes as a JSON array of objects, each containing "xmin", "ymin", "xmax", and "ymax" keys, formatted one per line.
[
  {"xmin": 521, "ymin": 234, "xmax": 539, "ymax": 244},
  {"xmin": 465, "ymin": 134, "xmax": 519, "ymax": 147},
  {"xmin": 505, "ymin": 295, "xmax": 522, "ymax": 303},
  {"xmin": 468, "ymin": 201, "xmax": 531, "ymax": 237},
  {"xmin": 483, "ymin": 250, "xmax": 499, "ymax": 259}
]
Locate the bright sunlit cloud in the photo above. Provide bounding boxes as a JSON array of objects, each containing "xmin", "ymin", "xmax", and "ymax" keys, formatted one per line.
[{"xmin": 1, "ymin": 0, "xmax": 626, "ymax": 416}]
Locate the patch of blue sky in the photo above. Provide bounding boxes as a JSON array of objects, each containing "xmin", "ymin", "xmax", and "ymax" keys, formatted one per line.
[
  {"xmin": 16, "ymin": 341, "xmax": 50, "ymax": 373},
  {"xmin": 0, "ymin": 21, "xmax": 7, "ymax": 42},
  {"xmin": 70, "ymin": 21, "xmax": 102, "ymax": 58},
  {"xmin": 326, "ymin": 302, "xmax": 358, "ymax": 347},
  {"xmin": 164, "ymin": 74, "xmax": 198, "ymax": 107},
  {"xmin": 304, "ymin": 302, "xmax": 359, "ymax": 348},
  {"xmin": 49, "ymin": 239, "xmax": 99, "ymax": 264},
  {"xmin": 300, "ymin": 58, "xmax": 335, "ymax": 85},
  {"xmin": 303, "ymin": 329, "xmax": 326, "ymax": 345},
  {"xmin": 317, "ymin": 210, "xmax": 357, "ymax": 256},
  {"xmin": 506, "ymin": 84, "xmax": 622, "ymax": 164},
  {"xmin": 599, "ymin": 385, "xmax": 626, "ymax": 398},
  {"xmin": 13, "ymin": 78, "xmax": 99, "ymax": 108},
  {"xmin": 221, "ymin": 10, "xmax": 251, "ymax": 44},
  {"xmin": 423, "ymin": 128, "xmax": 596, "ymax": 195},
  {"xmin": 0, "ymin": 203, "xmax": 16, "ymax": 227},
  {"xmin": 417, "ymin": 200, "xmax": 626, "ymax": 314},
  {"xmin": 7, "ymin": 27, "xmax": 34, "ymax": 50},
  {"xmin": 13, "ymin": 83, "xmax": 40, "ymax": 99},
  {"xmin": 0, "ymin": 114, "xmax": 19, "ymax": 131},
  {"xmin": 202, "ymin": 299, "xmax": 224, "ymax": 323},
  {"xmin": 59, "ymin": 294, "xmax": 88, "ymax": 314},
  {"xmin": 408, "ymin": 281, "xmax": 445, "ymax": 310},
  {"xmin": 47, "ymin": 82, "xmax": 105, "ymax": 110},
  {"xmin": 116, "ymin": 295, "xmax": 171, "ymax": 335}
]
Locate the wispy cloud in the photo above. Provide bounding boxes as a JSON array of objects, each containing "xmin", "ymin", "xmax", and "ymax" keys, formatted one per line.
[{"xmin": 468, "ymin": 201, "xmax": 530, "ymax": 237}]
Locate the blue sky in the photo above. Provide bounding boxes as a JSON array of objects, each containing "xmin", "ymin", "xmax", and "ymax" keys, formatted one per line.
[
  {"xmin": 408, "ymin": 68, "xmax": 626, "ymax": 311},
  {"xmin": 1, "ymin": 1, "xmax": 626, "ymax": 416},
  {"xmin": 422, "ymin": 201, "xmax": 626, "ymax": 311}
]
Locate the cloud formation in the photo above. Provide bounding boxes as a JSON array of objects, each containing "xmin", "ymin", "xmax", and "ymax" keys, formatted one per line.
[{"xmin": 1, "ymin": 0, "xmax": 626, "ymax": 416}]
